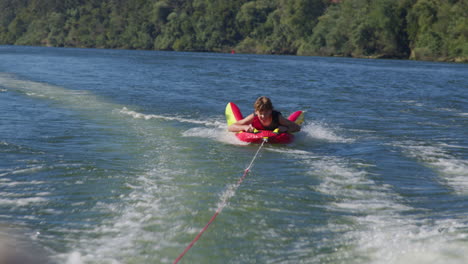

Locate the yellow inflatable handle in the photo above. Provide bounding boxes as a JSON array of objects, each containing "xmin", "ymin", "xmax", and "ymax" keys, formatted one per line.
[{"xmin": 225, "ymin": 102, "xmax": 243, "ymax": 126}]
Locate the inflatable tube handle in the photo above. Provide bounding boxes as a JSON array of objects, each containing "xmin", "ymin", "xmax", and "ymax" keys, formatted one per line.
[
  {"xmin": 288, "ymin": 111, "xmax": 304, "ymax": 125},
  {"xmin": 225, "ymin": 102, "xmax": 244, "ymax": 126}
]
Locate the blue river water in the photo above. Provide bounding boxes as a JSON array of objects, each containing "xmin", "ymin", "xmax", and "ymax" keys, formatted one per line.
[{"xmin": 0, "ymin": 45, "xmax": 467, "ymax": 264}]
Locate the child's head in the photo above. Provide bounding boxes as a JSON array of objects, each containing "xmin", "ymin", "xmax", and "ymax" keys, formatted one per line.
[{"xmin": 254, "ymin": 96, "xmax": 273, "ymax": 112}]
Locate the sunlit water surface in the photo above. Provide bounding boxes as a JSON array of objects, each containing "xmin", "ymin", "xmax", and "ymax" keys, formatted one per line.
[{"xmin": 0, "ymin": 46, "xmax": 467, "ymax": 264}]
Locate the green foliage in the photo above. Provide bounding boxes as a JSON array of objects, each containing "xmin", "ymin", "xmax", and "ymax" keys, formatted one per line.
[
  {"xmin": 0, "ymin": 0, "xmax": 465, "ymax": 62},
  {"xmin": 236, "ymin": 0, "xmax": 274, "ymax": 40},
  {"xmin": 307, "ymin": 0, "xmax": 412, "ymax": 58},
  {"xmin": 407, "ymin": 0, "xmax": 467, "ymax": 61}
]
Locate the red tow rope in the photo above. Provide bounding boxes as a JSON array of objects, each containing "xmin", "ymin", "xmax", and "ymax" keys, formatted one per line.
[{"xmin": 174, "ymin": 138, "xmax": 268, "ymax": 263}]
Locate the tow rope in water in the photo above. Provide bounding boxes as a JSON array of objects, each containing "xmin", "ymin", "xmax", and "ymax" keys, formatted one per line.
[{"xmin": 174, "ymin": 138, "xmax": 268, "ymax": 264}]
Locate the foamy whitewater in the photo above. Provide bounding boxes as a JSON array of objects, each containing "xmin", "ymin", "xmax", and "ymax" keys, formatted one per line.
[{"xmin": 0, "ymin": 46, "xmax": 467, "ymax": 264}]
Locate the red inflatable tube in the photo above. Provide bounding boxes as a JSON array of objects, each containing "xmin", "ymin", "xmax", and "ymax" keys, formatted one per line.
[{"xmin": 225, "ymin": 102, "xmax": 304, "ymax": 144}]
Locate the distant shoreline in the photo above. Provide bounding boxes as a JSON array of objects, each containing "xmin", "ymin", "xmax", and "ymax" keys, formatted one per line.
[
  {"xmin": 1, "ymin": 1, "xmax": 466, "ymax": 64},
  {"xmin": 2, "ymin": 44, "xmax": 466, "ymax": 64}
]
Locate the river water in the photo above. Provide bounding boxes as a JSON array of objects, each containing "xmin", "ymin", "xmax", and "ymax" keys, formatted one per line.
[{"xmin": 1, "ymin": 45, "xmax": 467, "ymax": 263}]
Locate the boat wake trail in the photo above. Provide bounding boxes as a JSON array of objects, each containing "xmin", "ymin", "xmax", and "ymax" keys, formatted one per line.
[
  {"xmin": 394, "ymin": 141, "xmax": 468, "ymax": 195},
  {"xmin": 298, "ymin": 121, "xmax": 355, "ymax": 143},
  {"xmin": 120, "ymin": 107, "xmax": 222, "ymax": 127},
  {"xmin": 274, "ymin": 146, "xmax": 468, "ymax": 264}
]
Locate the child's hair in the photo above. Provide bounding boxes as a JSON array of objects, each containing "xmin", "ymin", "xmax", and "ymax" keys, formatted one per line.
[{"xmin": 254, "ymin": 96, "xmax": 273, "ymax": 112}]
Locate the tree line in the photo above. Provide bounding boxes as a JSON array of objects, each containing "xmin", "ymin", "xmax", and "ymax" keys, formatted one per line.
[{"xmin": 0, "ymin": 0, "xmax": 466, "ymax": 62}]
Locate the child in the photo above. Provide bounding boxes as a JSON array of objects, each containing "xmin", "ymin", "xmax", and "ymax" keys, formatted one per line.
[{"xmin": 228, "ymin": 96, "xmax": 301, "ymax": 133}]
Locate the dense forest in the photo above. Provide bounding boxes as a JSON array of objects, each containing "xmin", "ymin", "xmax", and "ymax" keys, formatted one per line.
[{"xmin": 0, "ymin": 0, "xmax": 466, "ymax": 62}]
